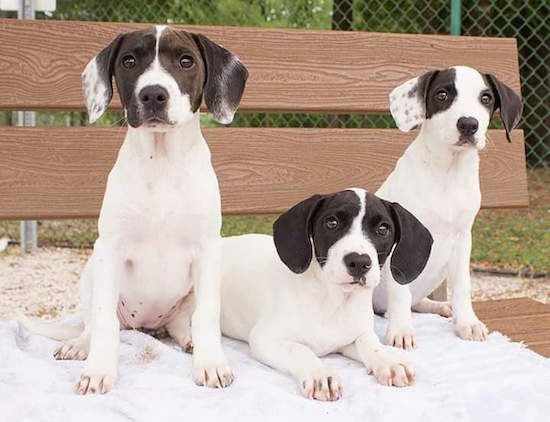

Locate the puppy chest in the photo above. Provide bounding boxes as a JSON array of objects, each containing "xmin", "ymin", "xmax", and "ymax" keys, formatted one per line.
[{"xmin": 295, "ymin": 307, "xmax": 364, "ymax": 355}]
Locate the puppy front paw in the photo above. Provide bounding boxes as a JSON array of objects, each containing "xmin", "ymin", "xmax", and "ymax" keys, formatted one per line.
[
  {"xmin": 370, "ymin": 359, "xmax": 415, "ymax": 387},
  {"xmin": 300, "ymin": 368, "xmax": 343, "ymax": 401},
  {"xmin": 386, "ymin": 322, "xmax": 416, "ymax": 350},
  {"xmin": 454, "ymin": 319, "xmax": 488, "ymax": 341},
  {"xmin": 76, "ymin": 362, "xmax": 116, "ymax": 395},
  {"xmin": 193, "ymin": 354, "xmax": 233, "ymax": 388}
]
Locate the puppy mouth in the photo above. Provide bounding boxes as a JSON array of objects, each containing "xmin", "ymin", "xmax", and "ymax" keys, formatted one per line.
[
  {"xmin": 342, "ymin": 276, "xmax": 367, "ymax": 287},
  {"xmin": 455, "ymin": 135, "xmax": 477, "ymax": 145},
  {"xmin": 140, "ymin": 116, "xmax": 178, "ymax": 130}
]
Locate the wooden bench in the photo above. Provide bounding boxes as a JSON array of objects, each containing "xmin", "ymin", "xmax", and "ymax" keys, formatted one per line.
[{"xmin": 1, "ymin": 19, "xmax": 548, "ymax": 356}]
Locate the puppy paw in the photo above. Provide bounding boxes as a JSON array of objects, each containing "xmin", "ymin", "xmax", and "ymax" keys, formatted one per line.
[
  {"xmin": 454, "ymin": 319, "xmax": 488, "ymax": 341},
  {"xmin": 370, "ymin": 360, "xmax": 415, "ymax": 387},
  {"xmin": 386, "ymin": 323, "xmax": 416, "ymax": 350},
  {"xmin": 300, "ymin": 368, "xmax": 343, "ymax": 401},
  {"xmin": 75, "ymin": 363, "xmax": 116, "ymax": 395},
  {"xmin": 181, "ymin": 337, "xmax": 194, "ymax": 354},
  {"xmin": 412, "ymin": 299, "xmax": 453, "ymax": 318},
  {"xmin": 436, "ymin": 302, "xmax": 453, "ymax": 318},
  {"xmin": 193, "ymin": 355, "xmax": 233, "ymax": 388},
  {"xmin": 54, "ymin": 337, "xmax": 89, "ymax": 361}
]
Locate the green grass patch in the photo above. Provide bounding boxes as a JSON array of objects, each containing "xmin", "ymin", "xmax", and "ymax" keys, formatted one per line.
[
  {"xmin": 471, "ymin": 168, "xmax": 549, "ymax": 272},
  {"xmin": 1, "ymin": 169, "xmax": 548, "ymax": 273}
]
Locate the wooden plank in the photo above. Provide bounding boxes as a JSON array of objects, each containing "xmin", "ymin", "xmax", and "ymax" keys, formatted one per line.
[
  {"xmin": 0, "ymin": 127, "xmax": 527, "ymax": 220},
  {"xmin": 474, "ymin": 298, "xmax": 550, "ymax": 357},
  {"xmin": 0, "ymin": 19, "xmax": 521, "ymax": 113},
  {"xmin": 474, "ymin": 297, "xmax": 550, "ymax": 319}
]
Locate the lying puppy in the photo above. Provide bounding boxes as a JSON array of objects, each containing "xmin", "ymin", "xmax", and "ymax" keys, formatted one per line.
[
  {"xmin": 20, "ymin": 26, "xmax": 248, "ymax": 394},
  {"xmin": 374, "ymin": 66, "xmax": 522, "ymax": 348},
  {"xmin": 221, "ymin": 188, "xmax": 433, "ymax": 400}
]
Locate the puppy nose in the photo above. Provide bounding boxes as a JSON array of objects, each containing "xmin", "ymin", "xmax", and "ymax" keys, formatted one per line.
[
  {"xmin": 344, "ymin": 253, "xmax": 372, "ymax": 278},
  {"xmin": 457, "ymin": 117, "xmax": 479, "ymax": 137},
  {"xmin": 139, "ymin": 85, "xmax": 169, "ymax": 108}
]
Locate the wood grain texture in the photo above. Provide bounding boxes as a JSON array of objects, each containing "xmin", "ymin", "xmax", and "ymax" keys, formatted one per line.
[
  {"xmin": 0, "ymin": 127, "xmax": 527, "ymax": 219},
  {"xmin": 0, "ymin": 19, "xmax": 521, "ymax": 113},
  {"xmin": 474, "ymin": 298, "xmax": 550, "ymax": 357}
]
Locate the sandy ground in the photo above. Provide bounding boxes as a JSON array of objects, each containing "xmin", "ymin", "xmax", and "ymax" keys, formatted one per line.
[{"xmin": 0, "ymin": 246, "xmax": 548, "ymax": 321}]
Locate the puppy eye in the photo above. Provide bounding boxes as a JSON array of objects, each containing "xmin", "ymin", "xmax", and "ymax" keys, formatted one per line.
[
  {"xmin": 179, "ymin": 55, "xmax": 194, "ymax": 69},
  {"xmin": 325, "ymin": 216, "xmax": 339, "ymax": 230},
  {"xmin": 121, "ymin": 55, "xmax": 136, "ymax": 69},
  {"xmin": 435, "ymin": 90, "xmax": 448, "ymax": 102},
  {"xmin": 376, "ymin": 224, "xmax": 390, "ymax": 237},
  {"xmin": 480, "ymin": 92, "xmax": 493, "ymax": 105}
]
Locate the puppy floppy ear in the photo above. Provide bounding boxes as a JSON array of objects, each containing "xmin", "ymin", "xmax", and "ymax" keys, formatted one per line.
[
  {"xmin": 389, "ymin": 70, "xmax": 439, "ymax": 132},
  {"xmin": 273, "ymin": 194, "xmax": 324, "ymax": 274},
  {"xmin": 192, "ymin": 33, "xmax": 249, "ymax": 124},
  {"xmin": 81, "ymin": 34, "xmax": 125, "ymax": 124},
  {"xmin": 384, "ymin": 201, "xmax": 433, "ymax": 285},
  {"xmin": 484, "ymin": 73, "xmax": 523, "ymax": 142}
]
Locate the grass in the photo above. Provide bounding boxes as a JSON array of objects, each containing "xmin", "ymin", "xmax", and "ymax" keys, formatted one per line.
[
  {"xmin": 1, "ymin": 169, "xmax": 548, "ymax": 273},
  {"xmin": 471, "ymin": 168, "xmax": 549, "ymax": 273}
]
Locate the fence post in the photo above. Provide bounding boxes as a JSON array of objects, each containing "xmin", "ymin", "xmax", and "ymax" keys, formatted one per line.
[{"xmin": 18, "ymin": 0, "xmax": 38, "ymax": 253}]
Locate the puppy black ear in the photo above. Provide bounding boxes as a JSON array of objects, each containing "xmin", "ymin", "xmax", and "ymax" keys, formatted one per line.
[
  {"xmin": 385, "ymin": 201, "xmax": 433, "ymax": 285},
  {"xmin": 82, "ymin": 34, "xmax": 125, "ymax": 124},
  {"xmin": 389, "ymin": 70, "xmax": 439, "ymax": 132},
  {"xmin": 192, "ymin": 33, "xmax": 249, "ymax": 124},
  {"xmin": 273, "ymin": 194, "xmax": 324, "ymax": 274},
  {"xmin": 484, "ymin": 73, "xmax": 523, "ymax": 142}
]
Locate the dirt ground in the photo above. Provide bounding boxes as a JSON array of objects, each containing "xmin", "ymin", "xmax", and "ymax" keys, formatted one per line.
[{"xmin": 0, "ymin": 246, "xmax": 548, "ymax": 321}]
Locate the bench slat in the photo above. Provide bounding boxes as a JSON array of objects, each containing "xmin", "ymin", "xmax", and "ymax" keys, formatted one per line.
[
  {"xmin": 474, "ymin": 298, "xmax": 550, "ymax": 357},
  {"xmin": 0, "ymin": 19, "xmax": 521, "ymax": 113},
  {"xmin": 0, "ymin": 127, "xmax": 527, "ymax": 219}
]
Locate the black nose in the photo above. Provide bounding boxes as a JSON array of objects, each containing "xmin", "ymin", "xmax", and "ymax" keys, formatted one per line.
[
  {"xmin": 457, "ymin": 117, "xmax": 479, "ymax": 137},
  {"xmin": 139, "ymin": 85, "xmax": 169, "ymax": 109},
  {"xmin": 344, "ymin": 253, "xmax": 372, "ymax": 278}
]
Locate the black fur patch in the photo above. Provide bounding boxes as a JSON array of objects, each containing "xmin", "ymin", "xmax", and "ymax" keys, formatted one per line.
[
  {"xmin": 310, "ymin": 191, "xmax": 361, "ymax": 267},
  {"xmin": 420, "ymin": 68, "xmax": 457, "ymax": 119}
]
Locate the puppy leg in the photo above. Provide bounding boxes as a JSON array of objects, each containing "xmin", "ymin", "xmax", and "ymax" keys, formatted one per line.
[
  {"xmin": 340, "ymin": 333, "xmax": 415, "ymax": 387},
  {"xmin": 191, "ymin": 238, "xmax": 233, "ymax": 388},
  {"xmin": 249, "ymin": 329, "xmax": 343, "ymax": 401},
  {"xmin": 384, "ymin": 266, "xmax": 416, "ymax": 350},
  {"xmin": 76, "ymin": 239, "xmax": 121, "ymax": 395},
  {"xmin": 412, "ymin": 297, "xmax": 452, "ymax": 317},
  {"xmin": 166, "ymin": 290, "xmax": 195, "ymax": 354},
  {"xmin": 448, "ymin": 232, "xmax": 488, "ymax": 341}
]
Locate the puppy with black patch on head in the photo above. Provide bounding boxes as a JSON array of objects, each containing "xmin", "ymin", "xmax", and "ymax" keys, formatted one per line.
[
  {"xmin": 19, "ymin": 26, "xmax": 248, "ymax": 394},
  {"xmin": 374, "ymin": 66, "xmax": 522, "ymax": 349},
  {"xmin": 221, "ymin": 188, "xmax": 433, "ymax": 400}
]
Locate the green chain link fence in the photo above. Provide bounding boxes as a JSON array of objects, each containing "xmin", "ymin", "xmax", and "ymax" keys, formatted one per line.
[{"xmin": 1, "ymin": 0, "xmax": 548, "ymax": 167}]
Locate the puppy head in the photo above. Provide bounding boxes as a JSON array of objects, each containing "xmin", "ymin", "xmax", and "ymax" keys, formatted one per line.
[
  {"xmin": 273, "ymin": 188, "xmax": 433, "ymax": 290},
  {"xmin": 389, "ymin": 65, "xmax": 522, "ymax": 149},
  {"xmin": 82, "ymin": 26, "xmax": 248, "ymax": 130}
]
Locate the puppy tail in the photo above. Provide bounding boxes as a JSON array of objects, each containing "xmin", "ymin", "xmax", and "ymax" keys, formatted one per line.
[{"xmin": 17, "ymin": 312, "xmax": 84, "ymax": 341}]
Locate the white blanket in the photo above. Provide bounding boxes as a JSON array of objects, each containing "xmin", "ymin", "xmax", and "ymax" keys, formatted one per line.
[{"xmin": 1, "ymin": 313, "xmax": 549, "ymax": 422}]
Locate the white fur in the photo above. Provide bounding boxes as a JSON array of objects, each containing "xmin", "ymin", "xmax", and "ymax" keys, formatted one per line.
[
  {"xmin": 374, "ymin": 66, "xmax": 491, "ymax": 349},
  {"xmin": 220, "ymin": 189, "xmax": 415, "ymax": 401},
  {"xmin": 20, "ymin": 26, "xmax": 232, "ymax": 394}
]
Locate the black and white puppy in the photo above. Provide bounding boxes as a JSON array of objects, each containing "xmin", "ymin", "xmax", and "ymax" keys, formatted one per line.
[
  {"xmin": 220, "ymin": 188, "xmax": 432, "ymax": 400},
  {"xmin": 374, "ymin": 66, "xmax": 522, "ymax": 348},
  {"xmin": 20, "ymin": 26, "xmax": 248, "ymax": 394}
]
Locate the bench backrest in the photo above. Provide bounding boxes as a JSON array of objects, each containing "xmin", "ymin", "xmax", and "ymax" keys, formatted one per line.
[{"xmin": 0, "ymin": 19, "xmax": 528, "ymax": 219}]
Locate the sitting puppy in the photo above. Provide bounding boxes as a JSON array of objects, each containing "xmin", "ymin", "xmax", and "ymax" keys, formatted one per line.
[
  {"xmin": 220, "ymin": 188, "xmax": 433, "ymax": 400},
  {"xmin": 373, "ymin": 66, "xmax": 522, "ymax": 349},
  {"xmin": 20, "ymin": 26, "xmax": 248, "ymax": 394}
]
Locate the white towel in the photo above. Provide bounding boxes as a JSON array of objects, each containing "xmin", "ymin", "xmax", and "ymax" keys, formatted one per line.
[{"xmin": 1, "ymin": 313, "xmax": 549, "ymax": 422}]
